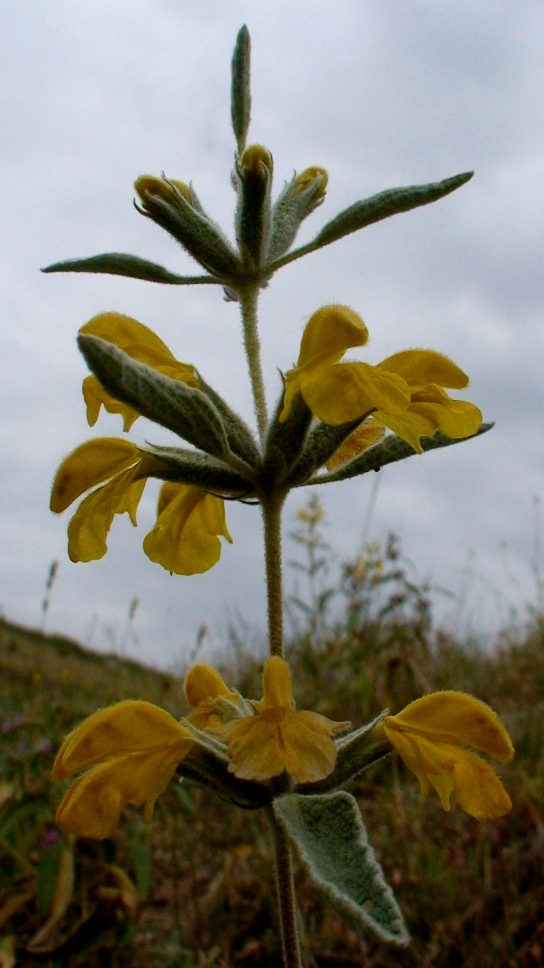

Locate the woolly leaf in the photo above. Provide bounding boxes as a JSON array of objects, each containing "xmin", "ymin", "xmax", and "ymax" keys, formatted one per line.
[
  {"xmin": 78, "ymin": 335, "xmax": 231, "ymax": 462},
  {"xmin": 313, "ymin": 423, "xmax": 493, "ymax": 485},
  {"xmin": 231, "ymin": 26, "xmax": 252, "ymax": 153},
  {"xmin": 273, "ymin": 792, "xmax": 409, "ymax": 945},
  {"xmin": 270, "ymin": 172, "xmax": 473, "ymax": 272},
  {"xmin": 142, "ymin": 445, "xmax": 252, "ymax": 496},
  {"xmin": 312, "ymin": 172, "xmax": 473, "ymax": 248},
  {"xmin": 199, "ymin": 379, "xmax": 261, "ymax": 468},
  {"xmin": 41, "ymin": 253, "xmax": 211, "ymax": 285}
]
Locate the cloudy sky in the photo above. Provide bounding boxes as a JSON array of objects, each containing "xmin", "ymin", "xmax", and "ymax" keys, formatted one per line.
[{"xmin": 1, "ymin": 1, "xmax": 543, "ymax": 669}]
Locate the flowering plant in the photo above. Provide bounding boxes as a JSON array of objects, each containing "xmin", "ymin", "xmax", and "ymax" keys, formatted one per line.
[{"xmin": 47, "ymin": 27, "xmax": 513, "ymax": 965}]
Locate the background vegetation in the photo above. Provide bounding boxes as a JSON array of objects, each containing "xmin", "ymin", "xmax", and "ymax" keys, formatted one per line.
[{"xmin": 1, "ymin": 501, "xmax": 543, "ymax": 967}]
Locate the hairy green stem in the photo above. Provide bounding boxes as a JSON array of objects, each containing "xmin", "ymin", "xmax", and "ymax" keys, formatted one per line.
[
  {"xmin": 268, "ymin": 808, "xmax": 304, "ymax": 968},
  {"xmin": 240, "ymin": 286, "xmax": 268, "ymax": 443},
  {"xmin": 262, "ymin": 495, "xmax": 285, "ymax": 658}
]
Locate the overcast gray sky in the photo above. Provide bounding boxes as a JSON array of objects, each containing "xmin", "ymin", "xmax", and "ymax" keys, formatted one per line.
[{"xmin": 1, "ymin": 1, "xmax": 543, "ymax": 668}]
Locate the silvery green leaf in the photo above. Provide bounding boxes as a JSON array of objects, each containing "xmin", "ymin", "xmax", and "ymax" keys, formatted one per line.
[
  {"xmin": 199, "ymin": 380, "xmax": 261, "ymax": 467},
  {"xmin": 78, "ymin": 335, "xmax": 231, "ymax": 461},
  {"xmin": 138, "ymin": 191, "xmax": 240, "ymax": 279},
  {"xmin": 261, "ymin": 389, "xmax": 313, "ymax": 487},
  {"xmin": 41, "ymin": 253, "xmax": 214, "ymax": 285},
  {"xmin": 284, "ymin": 417, "xmax": 364, "ymax": 487},
  {"xmin": 143, "ymin": 445, "xmax": 253, "ymax": 495},
  {"xmin": 312, "ymin": 171, "xmax": 473, "ymax": 248},
  {"xmin": 274, "ymin": 792, "xmax": 409, "ymax": 945},
  {"xmin": 313, "ymin": 423, "xmax": 493, "ymax": 485},
  {"xmin": 270, "ymin": 172, "xmax": 473, "ymax": 271},
  {"xmin": 231, "ymin": 25, "xmax": 251, "ymax": 154}
]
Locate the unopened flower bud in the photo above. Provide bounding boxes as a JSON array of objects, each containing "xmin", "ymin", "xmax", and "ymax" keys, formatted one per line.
[
  {"xmin": 235, "ymin": 144, "xmax": 273, "ymax": 270},
  {"xmin": 267, "ymin": 166, "xmax": 329, "ymax": 263},
  {"xmin": 294, "ymin": 166, "xmax": 328, "ymax": 201},
  {"xmin": 134, "ymin": 175, "xmax": 192, "ymax": 210},
  {"xmin": 134, "ymin": 175, "xmax": 239, "ymax": 279},
  {"xmin": 239, "ymin": 144, "xmax": 273, "ymax": 183}
]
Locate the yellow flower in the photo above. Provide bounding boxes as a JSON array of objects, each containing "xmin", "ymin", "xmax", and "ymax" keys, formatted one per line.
[
  {"xmin": 143, "ymin": 482, "xmax": 232, "ymax": 575},
  {"xmin": 184, "ymin": 664, "xmax": 243, "ymax": 729},
  {"xmin": 380, "ymin": 692, "xmax": 514, "ymax": 820},
  {"xmin": 213, "ymin": 657, "xmax": 349, "ymax": 784},
  {"xmin": 280, "ymin": 306, "xmax": 482, "ymax": 453},
  {"xmin": 280, "ymin": 305, "xmax": 410, "ymax": 425},
  {"xmin": 53, "ymin": 701, "xmax": 192, "ymax": 838},
  {"xmin": 373, "ymin": 350, "xmax": 482, "ymax": 453},
  {"xmin": 50, "ymin": 438, "xmax": 231, "ymax": 574},
  {"xmin": 80, "ymin": 313, "xmax": 199, "ymax": 431}
]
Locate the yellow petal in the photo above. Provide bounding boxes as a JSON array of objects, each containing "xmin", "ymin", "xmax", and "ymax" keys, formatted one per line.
[
  {"xmin": 259, "ymin": 656, "xmax": 293, "ymax": 709},
  {"xmin": 143, "ymin": 485, "xmax": 231, "ymax": 575},
  {"xmin": 452, "ymin": 749, "xmax": 512, "ymax": 820},
  {"xmin": 372, "ymin": 407, "xmax": 436, "ymax": 453},
  {"xmin": 184, "ymin": 665, "xmax": 246, "ymax": 729},
  {"xmin": 82, "ymin": 376, "xmax": 140, "ymax": 432},
  {"xmin": 383, "ymin": 724, "xmax": 458, "ymax": 786},
  {"xmin": 56, "ymin": 744, "xmax": 190, "ymax": 838},
  {"xmin": 81, "ymin": 313, "xmax": 199, "ymax": 392},
  {"xmin": 374, "ymin": 391, "xmax": 482, "ymax": 453},
  {"xmin": 387, "ymin": 692, "xmax": 514, "ymax": 762},
  {"xmin": 53, "ymin": 699, "xmax": 192, "ymax": 779},
  {"xmin": 301, "ymin": 362, "xmax": 410, "ymax": 425},
  {"xmin": 184, "ymin": 665, "xmax": 234, "ymax": 707},
  {"xmin": 297, "ymin": 306, "xmax": 369, "ymax": 368},
  {"xmin": 81, "ymin": 313, "xmax": 175, "ymax": 363},
  {"xmin": 155, "ymin": 481, "xmax": 181, "ymax": 516},
  {"xmin": 67, "ymin": 466, "xmax": 146, "ymax": 562},
  {"xmin": 426, "ymin": 771, "xmax": 455, "ymax": 811},
  {"xmin": 219, "ymin": 711, "xmax": 288, "ymax": 782},
  {"xmin": 281, "ymin": 711, "xmax": 341, "ymax": 783},
  {"xmin": 409, "ymin": 388, "xmax": 482, "ymax": 439},
  {"xmin": 326, "ymin": 418, "xmax": 385, "ymax": 470},
  {"xmin": 378, "ymin": 349, "xmax": 470, "ymax": 389},
  {"xmin": 50, "ymin": 439, "xmax": 140, "ymax": 513}
]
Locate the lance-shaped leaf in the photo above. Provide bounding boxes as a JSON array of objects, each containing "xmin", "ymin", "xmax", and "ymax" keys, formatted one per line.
[
  {"xmin": 311, "ymin": 423, "xmax": 493, "ymax": 486},
  {"xmin": 261, "ymin": 388, "xmax": 313, "ymax": 488},
  {"xmin": 271, "ymin": 172, "xmax": 473, "ymax": 270},
  {"xmin": 199, "ymin": 380, "xmax": 261, "ymax": 467},
  {"xmin": 231, "ymin": 25, "xmax": 251, "ymax": 154},
  {"xmin": 284, "ymin": 416, "xmax": 366, "ymax": 488},
  {"xmin": 143, "ymin": 445, "xmax": 253, "ymax": 496},
  {"xmin": 41, "ymin": 253, "xmax": 214, "ymax": 285},
  {"xmin": 136, "ymin": 179, "xmax": 241, "ymax": 279},
  {"xmin": 79, "ymin": 335, "xmax": 231, "ymax": 461},
  {"xmin": 274, "ymin": 792, "xmax": 409, "ymax": 945}
]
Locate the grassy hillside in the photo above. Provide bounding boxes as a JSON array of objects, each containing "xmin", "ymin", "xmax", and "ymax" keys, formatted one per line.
[{"xmin": 1, "ymin": 576, "xmax": 544, "ymax": 967}]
